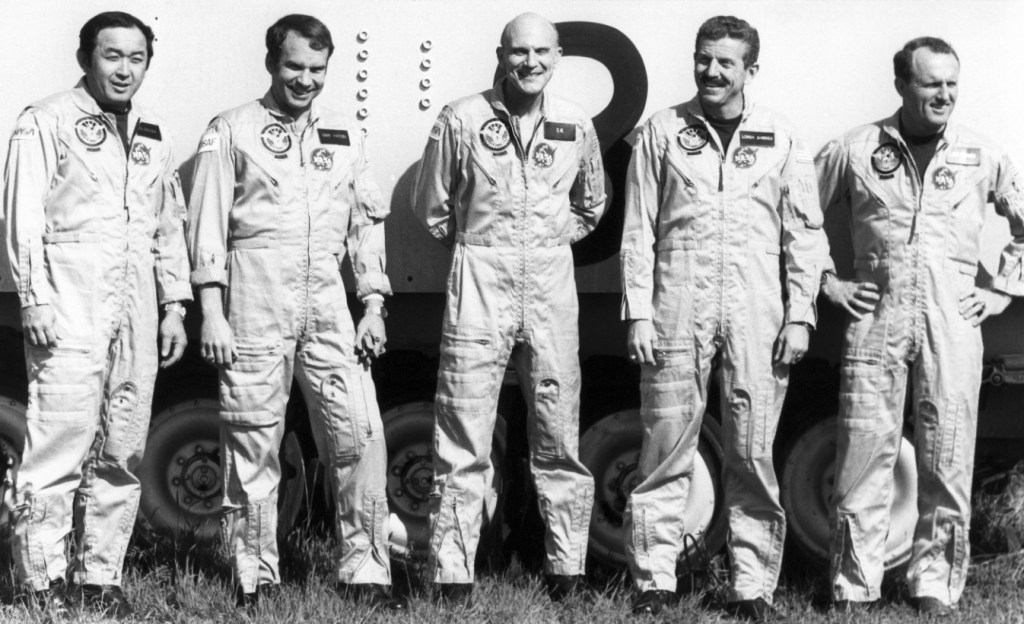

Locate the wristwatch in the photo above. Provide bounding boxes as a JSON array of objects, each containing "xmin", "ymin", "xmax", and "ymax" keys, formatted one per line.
[
  {"xmin": 163, "ymin": 301, "xmax": 187, "ymax": 320},
  {"xmin": 365, "ymin": 305, "xmax": 388, "ymax": 319}
]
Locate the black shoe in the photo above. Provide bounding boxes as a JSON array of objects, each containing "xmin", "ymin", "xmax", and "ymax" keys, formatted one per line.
[
  {"xmin": 545, "ymin": 574, "xmax": 586, "ymax": 602},
  {"xmin": 20, "ymin": 579, "xmax": 72, "ymax": 615},
  {"xmin": 338, "ymin": 583, "xmax": 408, "ymax": 611},
  {"xmin": 79, "ymin": 584, "xmax": 133, "ymax": 619},
  {"xmin": 234, "ymin": 583, "xmax": 279, "ymax": 609},
  {"xmin": 433, "ymin": 582, "xmax": 473, "ymax": 607},
  {"xmin": 632, "ymin": 589, "xmax": 675, "ymax": 616},
  {"xmin": 915, "ymin": 597, "xmax": 954, "ymax": 617},
  {"xmin": 726, "ymin": 598, "xmax": 777, "ymax": 622}
]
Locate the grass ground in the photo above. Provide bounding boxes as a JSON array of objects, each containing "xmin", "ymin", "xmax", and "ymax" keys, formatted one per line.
[{"xmin": 0, "ymin": 531, "xmax": 1022, "ymax": 624}]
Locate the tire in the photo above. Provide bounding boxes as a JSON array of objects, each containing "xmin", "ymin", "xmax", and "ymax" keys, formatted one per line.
[
  {"xmin": 0, "ymin": 394, "xmax": 26, "ymax": 528},
  {"xmin": 382, "ymin": 401, "xmax": 507, "ymax": 559},
  {"xmin": 779, "ymin": 414, "xmax": 918, "ymax": 569},
  {"xmin": 581, "ymin": 408, "xmax": 727, "ymax": 570},
  {"xmin": 135, "ymin": 398, "xmax": 307, "ymax": 544}
]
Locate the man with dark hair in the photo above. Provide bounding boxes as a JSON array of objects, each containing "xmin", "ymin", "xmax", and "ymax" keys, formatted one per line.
[
  {"xmin": 187, "ymin": 14, "xmax": 403, "ymax": 610},
  {"xmin": 620, "ymin": 15, "xmax": 824, "ymax": 620},
  {"xmin": 413, "ymin": 12, "xmax": 604, "ymax": 606},
  {"xmin": 3, "ymin": 10, "xmax": 190, "ymax": 619},
  {"xmin": 819, "ymin": 36, "xmax": 1024, "ymax": 616}
]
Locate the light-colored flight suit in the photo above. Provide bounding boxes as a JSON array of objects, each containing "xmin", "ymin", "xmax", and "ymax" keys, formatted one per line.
[
  {"xmin": 620, "ymin": 97, "xmax": 824, "ymax": 601},
  {"xmin": 4, "ymin": 79, "xmax": 191, "ymax": 589},
  {"xmin": 818, "ymin": 112, "xmax": 1024, "ymax": 605},
  {"xmin": 412, "ymin": 80, "xmax": 605, "ymax": 582},
  {"xmin": 187, "ymin": 93, "xmax": 392, "ymax": 593}
]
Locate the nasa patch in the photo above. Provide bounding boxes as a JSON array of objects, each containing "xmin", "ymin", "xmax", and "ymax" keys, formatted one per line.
[
  {"xmin": 311, "ymin": 147, "xmax": 334, "ymax": 171},
  {"xmin": 479, "ymin": 118, "xmax": 510, "ymax": 151},
  {"xmin": 677, "ymin": 125, "xmax": 710, "ymax": 152},
  {"xmin": 733, "ymin": 146, "xmax": 757, "ymax": 169},
  {"xmin": 533, "ymin": 143, "xmax": 555, "ymax": 168},
  {"xmin": 75, "ymin": 117, "xmax": 107, "ymax": 149},
  {"xmin": 933, "ymin": 166, "xmax": 956, "ymax": 190},
  {"xmin": 871, "ymin": 144, "xmax": 902, "ymax": 175},
  {"xmin": 260, "ymin": 123, "xmax": 292, "ymax": 156},
  {"xmin": 129, "ymin": 142, "xmax": 150, "ymax": 166}
]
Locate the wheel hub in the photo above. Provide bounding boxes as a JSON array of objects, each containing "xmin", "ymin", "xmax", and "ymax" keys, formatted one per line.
[{"xmin": 169, "ymin": 443, "xmax": 222, "ymax": 507}]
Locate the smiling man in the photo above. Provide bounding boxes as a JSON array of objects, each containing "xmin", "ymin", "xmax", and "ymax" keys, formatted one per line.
[
  {"xmin": 3, "ymin": 11, "xmax": 191, "ymax": 619},
  {"xmin": 818, "ymin": 37, "xmax": 1024, "ymax": 616},
  {"xmin": 412, "ymin": 12, "xmax": 605, "ymax": 606},
  {"xmin": 186, "ymin": 14, "xmax": 403, "ymax": 610},
  {"xmin": 619, "ymin": 16, "xmax": 825, "ymax": 621}
]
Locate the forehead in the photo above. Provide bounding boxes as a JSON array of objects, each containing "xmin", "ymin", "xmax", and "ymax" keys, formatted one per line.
[
  {"xmin": 277, "ymin": 31, "xmax": 329, "ymax": 64},
  {"xmin": 504, "ymin": 20, "xmax": 558, "ymax": 49},
  {"xmin": 909, "ymin": 48, "xmax": 959, "ymax": 82},
  {"xmin": 94, "ymin": 27, "xmax": 147, "ymax": 54},
  {"xmin": 695, "ymin": 37, "xmax": 749, "ymax": 61}
]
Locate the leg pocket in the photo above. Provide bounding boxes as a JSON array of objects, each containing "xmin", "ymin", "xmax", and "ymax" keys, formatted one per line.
[
  {"xmin": 531, "ymin": 374, "xmax": 564, "ymax": 459},
  {"xmin": 321, "ymin": 371, "xmax": 372, "ymax": 462}
]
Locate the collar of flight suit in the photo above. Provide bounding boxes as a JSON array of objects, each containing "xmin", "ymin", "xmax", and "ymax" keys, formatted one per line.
[
  {"xmin": 486, "ymin": 77, "xmax": 549, "ymax": 121},
  {"xmin": 258, "ymin": 89, "xmax": 323, "ymax": 128},
  {"xmin": 70, "ymin": 77, "xmax": 143, "ymax": 142},
  {"xmin": 879, "ymin": 108, "xmax": 962, "ymax": 153},
  {"xmin": 681, "ymin": 93, "xmax": 757, "ymax": 125}
]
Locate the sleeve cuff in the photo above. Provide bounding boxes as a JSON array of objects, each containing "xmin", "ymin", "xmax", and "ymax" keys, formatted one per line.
[
  {"xmin": 158, "ymin": 282, "xmax": 195, "ymax": 305},
  {"xmin": 190, "ymin": 266, "xmax": 227, "ymax": 287}
]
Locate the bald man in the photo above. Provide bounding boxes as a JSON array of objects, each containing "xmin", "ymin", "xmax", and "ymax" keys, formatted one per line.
[{"xmin": 412, "ymin": 12, "xmax": 606, "ymax": 605}]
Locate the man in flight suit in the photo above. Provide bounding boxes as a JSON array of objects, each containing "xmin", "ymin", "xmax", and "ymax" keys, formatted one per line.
[
  {"xmin": 412, "ymin": 12, "xmax": 605, "ymax": 605},
  {"xmin": 187, "ymin": 14, "xmax": 403, "ymax": 610},
  {"xmin": 3, "ymin": 11, "xmax": 191, "ymax": 618},
  {"xmin": 819, "ymin": 37, "xmax": 1024, "ymax": 616},
  {"xmin": 619, "ymin": 16, "xmax": 825, "ymax": 620}
]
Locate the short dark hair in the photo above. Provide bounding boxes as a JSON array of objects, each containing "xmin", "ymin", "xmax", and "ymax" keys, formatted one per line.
[
  {"xmin": 266, "ymin": 14, "xmax": 334, "ymax": 65},
  {"xmin": 893, "ymin": 37, "xmax": 959, "ymax": 82},
  {"xmin": 695, "ymin": 16, "xmax": 759, "ymax": 67},
  {"xmin": 78, "ymin": 11, "xmax": 155, "ymax": 66}
]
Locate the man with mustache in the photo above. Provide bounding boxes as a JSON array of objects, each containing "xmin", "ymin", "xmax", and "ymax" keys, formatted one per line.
[
  {"xmin": 186, "ymin": 14, "xmax": 403, "ymax": 610},
  {"xmin": 619, "ymin": 16, "xmax": 825, "ymax": 621},
  {"xmin": 818, "ymin": 36, "xmax": 1024, "ymax": 616},
  {"xmin": 412, "ymin": 12, "xmax": 605, "ymax": 606},
  {"xmin": 3, "ymin": 11, "xmax": 191, "ymax": 618}
]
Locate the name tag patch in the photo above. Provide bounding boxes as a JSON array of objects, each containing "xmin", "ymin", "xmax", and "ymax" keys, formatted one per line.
[
  {"xmin": 198, "ymin": 130, "xmax": 220, "ymax": 153},
  {"xmin": 946, "ymin": 147, "xmax": 981, "ymax": 167},
  {"xmin": 318, "ymin": 128, "xmax": 350, "ymax": 146},
  {"xmin": 739, "ymin": 131, "xmax": 775, "ymax": 147},
  {"xmin": 544, "ymin": 122, "xmax": 576, "ymax": 141},
  {"xmin": 136, "ymin": 121, "xmax": 162, "ymax": 141}
]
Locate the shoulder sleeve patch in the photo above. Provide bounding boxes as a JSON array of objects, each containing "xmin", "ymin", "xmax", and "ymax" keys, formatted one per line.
[
  {"xmin": 197, "ymin": 129, "xmax": 221, "ymax": 153},
  {"xmin": 10, "ymin": 125, "xmax": 36, "ymax": 141},
  {"xmin": 430, "ymin": 106, "xmax": 454, "ymax": 141}
]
